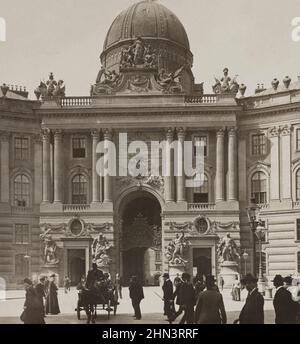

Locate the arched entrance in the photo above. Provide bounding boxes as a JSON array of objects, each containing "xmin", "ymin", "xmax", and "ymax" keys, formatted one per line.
[{"xmin": 119, "ymin": 190, "xmax": 162, "ymax": 286}]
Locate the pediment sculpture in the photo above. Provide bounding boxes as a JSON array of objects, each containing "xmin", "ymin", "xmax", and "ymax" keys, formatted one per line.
[
  {"xmin": 35, "ymin": 73, "xmax": 66, "ymax": 100},
  {"xmin": 213, "ymin": 68, "xmax": 239, "ymax": 95}
]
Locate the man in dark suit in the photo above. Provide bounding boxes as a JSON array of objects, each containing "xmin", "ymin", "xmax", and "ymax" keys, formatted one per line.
[
  {"xmin": 35, "ymin": 276, "xmax": 47, "ymax": 317},
  {"xmin": 178, "ymin": 273, "xmax": 196, "ymax": 324},
  {"xmin": 162, "ymin": 273, "xmax": 174, "ymax": 321},
  {"xmin": 234, "ymin": 274, "xmax": 264, "ymax": 324},
  {"xmin": 129, "ymin": 275, "xmax": 144, "ymax": 320},
  {"xmin": 273, "ymin": 274, "xmax": 297, "ymax": 324},
  {"xmin": 86, "ymin": 263, "xmax": 104, "ymax": 289}
]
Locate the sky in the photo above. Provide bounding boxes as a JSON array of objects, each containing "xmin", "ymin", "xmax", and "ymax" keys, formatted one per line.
[{"xmin": 0, "ymin": 0, "xmax": 300, "ymax": 98}]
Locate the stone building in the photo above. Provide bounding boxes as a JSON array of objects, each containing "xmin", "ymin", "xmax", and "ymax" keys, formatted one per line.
[{"xmin": 0, "ymin": 0, "xmax": 300, "ymax": 288}]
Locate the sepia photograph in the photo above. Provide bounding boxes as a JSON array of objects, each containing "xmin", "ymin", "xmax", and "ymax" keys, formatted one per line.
[{"xmin": 0, "ymin": 0, "xmax": 300, "ymax": 330}]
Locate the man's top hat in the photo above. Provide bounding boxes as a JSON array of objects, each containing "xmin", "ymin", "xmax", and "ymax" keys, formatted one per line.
[
  {"xmin": 241, "ymin": 273, "xmax": 258, "ymax": 284},
  {"xmin": 206, "ymin": 275, "xmax": 216, "ymax": 284},
  {"xmin": 23, "ymin": 278, "xmax": 33, "ymax": 285},
  {"xmin": 273, "ymin": 274, "xmax": 284, "ymax": 285},
  {"xmin": 162, "ymin": 273, "xmax": 169, "ymax": 279}
]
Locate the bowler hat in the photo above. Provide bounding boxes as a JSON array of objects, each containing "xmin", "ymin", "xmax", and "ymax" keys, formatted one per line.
[
  {"xmin": 272, "ymin": 275, "xmax": 284, "ymax": 285},
  {"xmin": 241, "ymin": 274, "xmax": 258, "ymax": 284},
  {"xmin": 162, "ymin": 273, "xmax": 169, "ymax": 278},
  {"xmin": 283, "ymin": 276, "xmax": 293, "ymax": 285},
  {"xmin": 206, "ymin": 275, "xmax": 216, "ymax": 284},
  {"xmin": 23, "ymin": 278, "xmax": 33, "ymax": 285}
]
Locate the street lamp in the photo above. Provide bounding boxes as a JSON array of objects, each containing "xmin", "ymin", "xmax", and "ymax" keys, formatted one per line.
[
  {"xmin": 256, "ymin": 223, "xmax": 266, "ymax": 294},
  {"xmin": 242, "ymin": 250, "xmax": 249, "ymax": 276},
  {"xmin": 246, "ymin": 198, "xmax": 262, "ymax": 277}
]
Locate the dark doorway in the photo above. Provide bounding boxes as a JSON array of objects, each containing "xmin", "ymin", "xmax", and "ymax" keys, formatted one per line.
[
  {"xmin": 193, "ymin": 248, "xmax": 212, "ymax": 278},
  {"xmin": 68, "ymin": 249, "xmax": 85, "ymax": 286},
  {"xmin": 123, "ymin": 248, "xmax": 146, "ymax": 286},
  {"xmin": 121, "ymin": 192, "xmax": 162, "ymax": 286}
]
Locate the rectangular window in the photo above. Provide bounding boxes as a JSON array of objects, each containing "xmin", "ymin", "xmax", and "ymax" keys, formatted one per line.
[
  {"xmin": 72, "ymin": 138, "xmax": 86, "ymax": 158},
  {"xmin": 155, "ymin": 251, "xmax": 161, "ymax": 262},
  {"xmin": 15, "ymin": 224, "xmax": 30, "ymax": 244},
  {"xmin": 14, "ymin": 137, "xmax": 29, "ymax": 160},
  {"xmin": 194, "ymin": 136, "xmax": 207, "ymax": 157},
  {"xmin": 297, "ymin": 219, "xmax": 300, "ymax": 241},
  {"xmin": 193, "ymin": 175, "xmax": 209, "ymax": 203},
  {"xmin": 297, "ymin": 129, "xmax": 300, "ymax": 152},
  {"xmin": 252, "ymin": 134, "xmax": 266, "ymax": 156},
  {"xmin": 155, "ymin": 264, "xmax": 162, "ymax": 271}
]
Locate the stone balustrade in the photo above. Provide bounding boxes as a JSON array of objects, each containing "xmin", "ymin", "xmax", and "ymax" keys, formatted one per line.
[
  {"xmin": 188, "ymin": 203, "xmax": 216, "ymax": 211},
  {"xmin": 60, "ymin": 97, "xmax": 92, "ymax": 107},
  {"xmin": 63, "ymin": 204, "xmax": 91, "ymax": 212},
  {"xmin": 185, "ymin": 95, "xmax": 217, "ymax": 104}
]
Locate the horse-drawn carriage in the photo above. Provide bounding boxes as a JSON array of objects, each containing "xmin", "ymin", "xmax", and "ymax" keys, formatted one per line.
[{"xmin": 75, "ymin": 278, "xmax": 118, "ymax": 323}]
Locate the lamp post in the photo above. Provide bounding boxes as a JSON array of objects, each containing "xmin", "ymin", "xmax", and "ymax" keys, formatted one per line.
[
  {"xmin": 255, "ymin": 223, "xmax": 266, "ymax": 294},
  {"xmin": 242, "ymin": 250, "xmax": 249, "ymax": 276},
  {"xmin": 246, "ymin": 199, "xmax": 262, "ymax": 277}
]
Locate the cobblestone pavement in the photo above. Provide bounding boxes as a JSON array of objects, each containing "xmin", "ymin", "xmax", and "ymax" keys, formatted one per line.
[{"xmin": 0, "ymin": 287, "xmax": 275, "ymax": 324}]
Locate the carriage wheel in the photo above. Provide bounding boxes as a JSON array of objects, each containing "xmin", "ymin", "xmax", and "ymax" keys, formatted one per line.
[
  {"xmin": 107, "ymin": 300, "xmax": 111, "ymax": 320},
  {"xmin": 76, "ymin": 303, "xmax": 81, "ymax": 320}
]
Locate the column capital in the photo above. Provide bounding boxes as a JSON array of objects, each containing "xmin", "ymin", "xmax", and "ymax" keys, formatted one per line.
[
  {"xmin": 268, "ymin": 126, "xmax": 280, "ymax": 137},
  {"xmin": 0, "ymin": 130, "xmax": 10, "ymax": 142},
  {"xmin": 216, "ymin": 128, "xmax": 226, "ymax": 137},
  {"xmin": 280, "ymin": 125, "xmax": 292, "ymax": 136},
  {"xmin": 103, "ymin": 128, "xmax": 113, "ymax": 140},
  {"xmin": 41, "ymin": 128, "xmax": 51, "ymax": 141},
  {"xmin": 53, "ymin": 129, "xmax": 63, "ymax": 138},
  {"xmin": 33, "ymin": 133, "xmax": 42, "ymax": 144},
  {"xmin": 166, "ymin": 128, "xmax": 174, "ymax": 141},
  {"xmin": 176, "ymin": 127, "xmax": 186, "ymax": 140},
  {"xmin": 91, "ymin": 129, "xmax": 100, "ymax": 139},
  {"xmin": 228, "ymin": 127, "xmax": 238, "ymax": 137}
]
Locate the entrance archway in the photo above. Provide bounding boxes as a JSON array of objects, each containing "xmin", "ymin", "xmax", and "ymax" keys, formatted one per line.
[{"xmin": 119, "ymin": 190, "xmax": 162, "ymax": 286}]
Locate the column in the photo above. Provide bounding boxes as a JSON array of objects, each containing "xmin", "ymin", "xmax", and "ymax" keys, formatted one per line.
[
  {"xmin": 176, "ymin": 128, "xmax": 186, "ymax": 202},
  {"xmin": 164, "ymin": 128, "xmax": 175, "ymax": 202},
  {"xmin": 281, "ymin": 125, "xmax": 292, "ymax": 199},
  {"xmin": 103, "ymin": 129, "xmax": 112, "ymax": 203},
  {"xmin": 42, "ymin": 129, "xmax": 51, "ymax": 203},
  {"xmin": 269, "ymin": 127, "xmax": 280, "ymax": 200},
  {"xmin": 0, "ymin": 131, "xmax": 10, "ymax": 203},
  {"xmin": 216, "ymin": 129, "xmax": 225, "ymax": 202},
  {"xmin": 53, "ymin": 130, "xmax": 63, "ymax": 203},
  {"xmin": 238, "ymin": 133, "xmax": 247, "ymax": 201},
  {"xmin": 33, "ymin": 134, "xmax": 43, "ymax": 204},
  {"xmin": 228, "ymin": 128, "xmax": 238, "ymax": 200},
  {"xmin": 91, "ymin": 130, "xmax": 100, "ymax": 203}
]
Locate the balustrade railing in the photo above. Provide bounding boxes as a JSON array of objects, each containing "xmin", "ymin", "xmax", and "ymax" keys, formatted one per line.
[
  {"xmin": 185, "ymin": 94, "xmax": 217, "ymax": 104},
  {"xmin": 60, "ymin": 97, "xmax": 92, "ymax": 107},
  {"xmin": 188, "ymin": 203, "xmax": 216, "ymax": 211},
  {"xmin": 63, "ymin": 204, "xmax": 91, "ymax": 212}
]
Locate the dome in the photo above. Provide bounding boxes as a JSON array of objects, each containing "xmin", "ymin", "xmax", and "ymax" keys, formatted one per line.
[{"xmin": 100, "ymin": 0, "xmax": 193, "ymax": 73}]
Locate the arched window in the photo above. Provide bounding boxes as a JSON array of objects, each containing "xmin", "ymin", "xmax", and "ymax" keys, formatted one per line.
[
  {"xmin": 193, "ymin": 174, "xmax": 209, "ymax": 203},
  {"xmin": 251, "ymin": 172, "xmax": 267, "ymax": 204},
  {"xmin": 15, "ymin": 254, "xmax": 29, "ymax": 277},
  {"xmin": 296, "ymin": 169, "xmax": 300, "ymax": 201},
  {"xmin": 14, "ymin": 174, "xmax": 30, "ymax": 207},
  {"xmin": 72, "ymin": 174, "xmax": 87, "ymax": 204}
]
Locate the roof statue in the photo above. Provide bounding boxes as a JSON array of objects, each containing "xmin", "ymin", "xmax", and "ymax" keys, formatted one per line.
[
  {"xmin": 213, "ymin": 68, "xmax": 240, "ymax": 95},
  {"xmin": 34, "ymin": 73, "xmax": 65, "ymax": 100}
]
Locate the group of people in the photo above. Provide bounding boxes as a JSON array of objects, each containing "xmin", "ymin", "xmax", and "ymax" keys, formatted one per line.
[
  {"xmin": 161, "ymin": 272, "xmax": 300, "ymax": 324},
  {"xmin": 21, "ymin": 274, "xmax": 60, "ymax": 324}
]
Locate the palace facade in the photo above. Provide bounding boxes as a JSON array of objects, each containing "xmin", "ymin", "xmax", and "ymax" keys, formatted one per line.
[{"xmin": 1, "ymin": 0, "xmax": 300, "ymax": 288}]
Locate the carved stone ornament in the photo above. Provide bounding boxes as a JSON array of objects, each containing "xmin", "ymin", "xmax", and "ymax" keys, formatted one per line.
[
  {"xmin": 164, "ymin": 232, "xmax": 190, "ymax": 267},
  {"xmin": 268, "ymin": 126, "xmax": 280, "ymax": 137},
  {"xmin": 217, "ymin": 233, "xmax": 240, "ymax": 263},
  {"xmin": 35, "ymin": 72, "xmax": 65, "ymax": 100},
  {"xmin": 91, "ymin": 233, "xmax": 113, "ymax": 268},
  {"xmin": 213, "ymin": 68, "xmax": 239, "ymax": 95},
  {"xmin": 280, "ymin": 125, "xmax": 292, "ymax": 136}
]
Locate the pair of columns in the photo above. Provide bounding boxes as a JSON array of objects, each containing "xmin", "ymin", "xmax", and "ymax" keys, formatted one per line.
[
  {"xmin": 42, "ymin": 129, "xmax": 113, "ymax": 204},
  {"xmin": 164, "ymin": 127, "xmax": 238, "ymax": 203},
  {"xmin": 216, "ymin": 128, "xmax": 238, "ymax": 202}
]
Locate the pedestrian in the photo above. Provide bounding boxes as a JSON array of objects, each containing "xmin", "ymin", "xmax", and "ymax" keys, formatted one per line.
[
  {"xmin": 273, "ymin": 274, "xmax": 297, "ymax": 324},
  {"xmin": 45, "ymin": 274, "xmax": 60, "ymax": 315},
  {"xmin": 178, "ymin": 273, "xmax": 196, "ymax": 324},
  {"xmin": 169, "ymin": 274, "xmax": 184, "ymax": 323},
  {"xmin": 129, "ymin": 275, "xmax": 144, "ymax": 320},
  {"xmin": 174, "ymin": 273, "xmax": 182, "ymax": 288},
  {"xmin": 21, "ymin": 278, "xmax": 45, "ymax": 324},
  {"xmin": 35, "ymin": 276, "xmax": 47, "ymax": 317},
  {"xmin": 115, "ymin": 273, "xmax": 122, "ymax": 299},
  {"xmin": 193, "ymin": 276, "xmax": 205, "ymax": 300},
  {"xmin": 232, "ymin": 276, "xmax": 241, "ymax": 301},
  {"xmin": 162, "ymin": 273, "xmax": 175, "ymax": 322},
  {"xmin": 64, "ymin": 276, "xmax": 70, "ymax": 294},
  {"xmin": 195, "ymin": 275, "xmax": 227, "ymax": 324},
  {"xmin": 219, "ymin": 276, "xmax": 224, "ymax": 292},
  {"xmin": 234, "ymin": 274, "xmax": 264, "ymax": 324}
]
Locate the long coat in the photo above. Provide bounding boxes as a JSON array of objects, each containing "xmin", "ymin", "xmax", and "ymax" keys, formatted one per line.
[
  {"xmin": 45, "ymin": 281, "xmax": 60, "ymax": 315},
  {"xmin": 129, "ymin": 281, "xmax": 144, "ymax": 302},
  {"xmin": 162, "ymin": 279, "xmax": 173, "ymax": 300},
  {"xmin": 195, "ymin": 290, "xmax": 227, "ymax": 324},
  {"xmin": 238, "ymin": 288, "xmax": 264, "ymax": 324},
  {"xmin": 273, "ymin": 287, "xmax": 297, "ymax": 324},
  {"xmin": 23, "ymin": 286, "xmax": 45, "ymax": 324}
]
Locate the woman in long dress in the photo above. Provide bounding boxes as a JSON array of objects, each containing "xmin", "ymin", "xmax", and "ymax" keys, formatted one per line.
[
  {"xmin": 46, "ymin": 274, "xmax": 60, "ymax": 315},
  {"xmin": 22, "ymin": 278, "xmax": 45, "ymax": 324}
]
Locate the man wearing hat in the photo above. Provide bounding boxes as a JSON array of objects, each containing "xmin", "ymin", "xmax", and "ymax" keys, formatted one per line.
[
  {"xmin": 45, "ymin": 274, "xmax": 60, "ymax": 315},
  {"xmin": 234, "ymin": 274, "xmax": 264, "ymax": 324},
  {"xmin": 162, "ymin": 273, "xmax": 174, "ymax": 322},
  {"xmin": 195, "ymin": 275, "xmax": 227, "ymax": 324},
  {"xmin": 178, "ymin": 273, "xmax": 196, "ymax": 324},
  {"xmin": 273, "ymin": 274, "xmax": 297, "ymax": 324}
]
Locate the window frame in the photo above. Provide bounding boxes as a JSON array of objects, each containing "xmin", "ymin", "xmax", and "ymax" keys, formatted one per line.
[
  {"xmin": 13, "ymin": 135, "xmax": 30, "ymax": 161},
  {"xmin": 71, "ymin": 174, "xmax": 88, "ymax": 205},
  {"xmin": 251, "ymin": 171, "xmax": 268, "ymax": 204},
  {"xmin": 296, "ymin": 128, "xmax": 300, "ymax": 152},
  {"xmin": 13, "ymin": 173, "xmax": 31, "ymax": 208},
  {"xmin": 251, "ymin": 133, "xmax": 267, "ymax": 156},
  {"xmin": 72, "ymin": 136, "xmax": 87, "ymax": 159},
  {"xmin": 14, "ymin": 254, "xmax": 30, "ymax": 277},
  {"xmin": 193, "ymin": 173, "xmax": 209, "ymax": 203},
  {"xmin": 296, "ymin": 219, "xmax": 300, "ymax": 242},
  {"xmin": 192, "ymin": 134, "xmax": 209, "ymax": 158},
  {"xmin": 296, "ymin": 168, "xmax": 300, "ymax": 201},
  {"xmin": 14, "ymin": 224, "xmax": 30, "ymax": 244}
]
